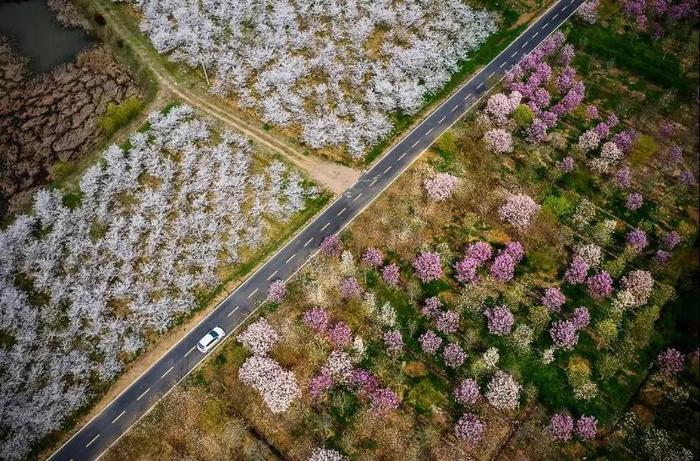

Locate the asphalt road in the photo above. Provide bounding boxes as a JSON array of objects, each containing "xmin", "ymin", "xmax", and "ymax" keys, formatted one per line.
[{"xmin": 48, "ymin": 0, "xmax": 583, "ymax": 459}]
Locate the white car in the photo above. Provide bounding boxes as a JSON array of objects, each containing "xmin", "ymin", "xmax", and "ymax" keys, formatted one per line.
[{"xmin": 197, "ymin": 327, "xmax": 225, "ymax": 353}]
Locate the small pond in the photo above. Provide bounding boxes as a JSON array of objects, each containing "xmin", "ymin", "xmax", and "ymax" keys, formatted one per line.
[{"xmin": 0, "ymin": 0, "xmax": 93, "ymax": 74}]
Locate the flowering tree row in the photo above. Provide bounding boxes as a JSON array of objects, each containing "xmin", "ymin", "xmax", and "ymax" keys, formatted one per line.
[
  {"xmin": 0, "ymin": 105, "xmax": 317, "ymax": 460},
  {"xmin": 128, "ymin": 0, "xmax": 498, "ymax": 158}
]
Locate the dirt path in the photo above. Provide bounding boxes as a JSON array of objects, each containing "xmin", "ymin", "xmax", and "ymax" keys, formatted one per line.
[{"xmin": 97, "ymin": 1, "xmax": 359, "ymax": 194}]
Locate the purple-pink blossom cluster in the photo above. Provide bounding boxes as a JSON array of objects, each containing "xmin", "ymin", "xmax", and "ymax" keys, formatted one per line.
[
  {"xmin": 424, "ymin": 173, "xmax": 460, "ymax": 202},
  {"xmin": 662, "ymin": 230, "xmax": 682, "ymax": 250},
  {"xmin": 419, "ymin": 330, "xmax": 443, "ymax": 355},
  {"xmin": 453, "ymin": 378, "xmax": 481, "ymax": 405},
  {"xmin": 454, "ymin": 413, "xmax": 485, "ymax": 445},
  {"xmin": 505, "ymin": 32, "xmax": 586, "ymax": 141},
  {"xmin": 548, "ymin": 413, "xmax": 598, "ymax": 442},
  {"xmin": 625, "ymin": 192, "xmax": 644, "ymax": 211},
  {"xmin": 361, "ymin": 247, "xmax": 384, "ymax": 267},
  {"xmin": 413, "ymin": 251, "xmax": 443, "ymax": 282},
  {"xmin": 622, "ymin": 0, "xmax": 698, "ymax": 38},
  {"xmin": 576, "ymin": 415, "xmax": 598, "ymax": 441},
  {"xmin": 381, "ymin": 263, "xmax": 400, "ymax": 286},
  {"xmin": 498, "ymin": 193, "xmax": 540, "ymax": 230},
  {"xmin": 564, "ymin": 256, "xmax": 589, "ymax": 284},
  {"xmin": 443, "ymin": 343, "xmax": 467, "ymax": 368},
  {"xmin": 505, "ymin": 241, "xmax": 525, "ymax": 262},
  {"xmin": 319, "ymin": 234, "xmax": 343, "ymax": 258},
  {"xmin": 339, "ymin": 276, "xmax": 362, "ymax": 299},
  {"xmin": 548, "ymin": 413, "xmax": 574, "ymax": 441},
  {"xmin": 626, "ymin": 228, "xmax": 649, "ymax": 252},
  {"xmin": 484, "ymin": 305, "xmax": 515, "ymax": 336},
  {"xmin": 556, "ymin": 156, "xmax": 575, "ymax": 173},
  {"xmin": 586, "ymin": 271, "xmax": 613, "ymax": 299},
  {"xmin": 550, "ymin": 308, "xmax": 590, "ymax": 350},
  {"xmin": 491, "ymin": 251, "xmax": 517, "ymax": 282},
  {"xmin": 658, "ymin": 347, "xmax": 685, "ymax": 375},
  {"xmin": 436, "ymin": 310, "xmax": 460, "ymax": 335},
  {"xmin": 455, "ymin": 257, "xmax": 479, "ymax": 284},
  {"xmin": 570, "ymin": 307, "xmax": 591, "ymax": 330},
  {"xmin": 267, "ymin": 279, "xmax": 287, "ymax": 303},
  {"xmin": 550, "ymin": 320, "xmax": 579, "ymax": 350},
  {"xmin": 542, "ymin": 287, "xmax": 566, "ymax": 313},
  {"xmin": 383, "ymin": 329, "xmax": 404, "ymax": 356},
  {"xmin": 327, "ymin": 322, "xmax": 352, "ymax": 349},
  {"xmin": 615, "ymin": 167, "xmax": 632, "ymax": 188},
  {"xmin": 466, "ymin": 241, "xmax": 493, "ymax": 263},
  {"xmin": 303, "ymin": 307, "xmax": 330, "ymax": 333},
  {"xmin": 421, "ymin": 296, "xmax": 442, "ymax": 318},
  {"xmin": 370, "ymin": 388, "xmax": 400, "ymax": 413},
  {"xmin": 311, "ymin": 357, "xmax": 400, "ymax": 415}
]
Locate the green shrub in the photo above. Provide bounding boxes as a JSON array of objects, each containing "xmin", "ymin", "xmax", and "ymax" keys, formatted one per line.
[
  {"xmin": 99, "ymin": 96, "xmax": 143, "ymax": 136},
  {"xmin": 512, "ymin": 104, "xmax": 534, "ymax": 127},
  {"xmin": 629, "ymin": 134, "xmax": 658, "ymax": 167},
  {"xmin": 594, "ymin": 318, "xmax": 619, "ymax": 349},
  {"xmin": 542, "ymin": 194, "xmax": 573, "ymax": 219}
]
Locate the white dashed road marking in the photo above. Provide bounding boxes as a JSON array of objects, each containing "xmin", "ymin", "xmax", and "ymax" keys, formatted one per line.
[
  {"xmin": 321, "ymin": 222, "xmax": 330, "ymax": 231},
  {"xmin": 337, "ymin": 207, "xmax": 347, "ymax": 216},
  {"xmin": 285, "ymin": 253, "xmax": 296, "ymax": 264},
  {"xmin": 370, "ymin": 178, "xmax": 378, "ymax": 186},
  {"xmin": 303, "ymin": 238, "xmax": 313, "ymax": 248},
  {"xmin": 477, "ymin": 82, "xmax": 484, "ymax": 89},
  {"xmin": 398, "ymin": 152, "xmax": 407, "ymax": 160},
  {"xmin": 184, "ymin": 346, "xmax": 195, "ymax": 357},
  {"xmin": 266, "ymin": 270, "xmax": 278, "ymax": 281},
  {"xmin": 85, "ymin": 435, "xmax": 100, "ymax": 448},
  {"xmin": 426, "ymin": 127, "xmax": 433, "ymax": 135},
  {"xmin": 353, "ymin": 192, "xmax": 363, "ymax": 201},
  {"xmin": 438, "ymin": 116, "xmax": 446, "ymax": 123},
  {"xmin": 160, "ymin": 367, "xmax": 174, "ymax": 379},
  {"xmin": 488, "ymin": 71, "xmax": 495, "ymax": 78},
  {"xmin": 451, "ymin": 105, "xmax": 459, "ymax": 112},
  {"xmin": 227, "ymin": 305, "xmax": 240, "ymax": 317},
  {"xmin": 136, "ymin": 388, "xmax": 150, "ymax": 401},
  {"xmin": 411, "ymin": 140, "xmax": 419, "ymax": 148},
  {"xmin": 247, "ymin": 288, "xmax": 259, "ymax": 298},
  {"xmin": 383, "ymin": 166, "xmax": 392, "ymax": 174},
  {"xmin": 511, "ymin": 51, "xmax": 518, "ymax": 58},
  {"xmin": 111, "ymin": 411, "xmax": 125, "ymax": 424}
]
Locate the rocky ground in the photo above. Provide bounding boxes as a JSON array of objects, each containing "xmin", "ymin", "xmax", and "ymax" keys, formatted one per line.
[{"xmin": 0, "ymin": 36, "xmax": 139, "ymax": 217}]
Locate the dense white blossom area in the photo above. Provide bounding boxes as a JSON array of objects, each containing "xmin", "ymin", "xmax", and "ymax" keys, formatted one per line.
[
  {"xmin": 0, "ymin": 105, "xmax": 316, "ymax": 459},
  {"xmin": 130, "ymin": 0, "xmax": 499, "ymax": 158}
]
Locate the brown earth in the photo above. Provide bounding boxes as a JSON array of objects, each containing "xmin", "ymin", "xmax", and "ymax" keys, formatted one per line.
[{"xmin": 0, "ymin": 38, "xmax": 139, "ymax": 217}]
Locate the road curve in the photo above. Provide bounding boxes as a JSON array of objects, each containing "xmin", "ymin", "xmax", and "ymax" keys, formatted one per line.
[{"xmin": 48, "ymin": 1, "xmax": 583, "ymax": 459}]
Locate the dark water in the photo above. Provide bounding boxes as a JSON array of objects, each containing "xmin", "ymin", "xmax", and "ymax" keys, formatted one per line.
[{"xmin": 0, "ymin": 0, "xmax": 92, "ymax": 74}]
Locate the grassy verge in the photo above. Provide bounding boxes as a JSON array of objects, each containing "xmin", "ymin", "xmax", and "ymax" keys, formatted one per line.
[
  {"xmin": 362, "ymin": 3, "xmax": 543, "ymax": 165},
  {"xmin": 46, "ymin": 0, "xmax": 160, "ymax": 192},
  {"xmin": 565, "ymin": 23, "xmax": 697, "ymax": 100}
]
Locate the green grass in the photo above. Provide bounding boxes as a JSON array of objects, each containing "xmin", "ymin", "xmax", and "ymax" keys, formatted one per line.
[
  {"xmin": 99, "ymin": 96, "xmax": 144, "ymax": 136},
  {"xmin": 566, "ymin": 24, "xmax": 697, "ymax": 100}
]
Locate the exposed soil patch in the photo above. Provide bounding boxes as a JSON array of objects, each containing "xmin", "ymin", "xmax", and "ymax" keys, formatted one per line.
[{"xmin": 0, "ymin": 39, "xmax": 139, "ymax": 217}]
